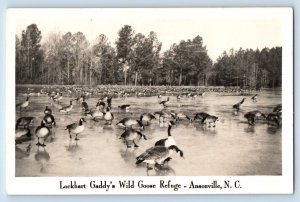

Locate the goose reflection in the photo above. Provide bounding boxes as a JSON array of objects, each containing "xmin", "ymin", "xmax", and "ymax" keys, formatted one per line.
[
  {"xmin": 120, "ymin": 148, "xmax": 137, "ymax": 164},
  {"xmin": 66, "ymin": 139, "xmax": 81, "ymax": 152},
  {"xmin": 15, "ymin": 143, "xmax": 32, "ymax": 159},
  {"xmin": 267, "ymin": 127, "xmax": 280, "ymax": 135},
  {"xmin": 195, "ymin": 125, "xmax": 217, "ymax": 135},
  {"xmin": 34, "ymin": 146, "xmax": 50, "ymax": 173},
  {"xmin": 147, "ymin": 161, "xmax": 176, "ymax": 176},
  {"xmin": 244, "ymin": 126, "xmax": 255, "ymax": 133}
]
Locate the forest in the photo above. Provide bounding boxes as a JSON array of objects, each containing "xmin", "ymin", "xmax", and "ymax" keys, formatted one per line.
[{"xmin": 15, "ymin": 24, "xmax": 282, "ymax": 89}]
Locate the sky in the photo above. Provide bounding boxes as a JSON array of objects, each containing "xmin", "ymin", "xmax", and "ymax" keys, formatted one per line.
[{"xmin": 12, "ymin": 8, "xmax": 284, "ymax": 62}]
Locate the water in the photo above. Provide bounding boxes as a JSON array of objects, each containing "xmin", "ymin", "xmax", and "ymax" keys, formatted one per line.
[{"xmin": 15, "ymin": 88, "xmax": 282, "ymax": 176}]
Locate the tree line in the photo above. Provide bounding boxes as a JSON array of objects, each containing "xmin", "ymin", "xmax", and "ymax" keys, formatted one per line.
[{"xmin": 15, "ymin": 24, "xmax": 282, "ymax": 88}]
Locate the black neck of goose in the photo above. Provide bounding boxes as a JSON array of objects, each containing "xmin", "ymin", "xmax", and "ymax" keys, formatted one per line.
[
  {"xmin": 79, "ymin": 119, "xmax": 83, "ymax": 125},
  {"xmin": 168, "ymin": 125, "xmax": 172, "ymax": 136},
  {"xmin": 26, "ymin": 97, "xmax": 29, "ymax": 101},
  {"xmin": 137, "ymin": 120, "xmax": 143, "ymax": 127}
]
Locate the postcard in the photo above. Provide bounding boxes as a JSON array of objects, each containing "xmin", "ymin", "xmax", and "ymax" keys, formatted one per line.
[{"xmin": 6, "ymin": 8, "xmax": 293, "ymax": 194}]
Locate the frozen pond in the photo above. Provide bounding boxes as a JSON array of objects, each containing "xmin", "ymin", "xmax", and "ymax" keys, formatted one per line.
[{"xmin": 15, "ymin": 87, "xmax": 282, "ymax": 176}]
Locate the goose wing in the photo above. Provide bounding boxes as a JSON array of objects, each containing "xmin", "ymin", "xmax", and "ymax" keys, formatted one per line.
[
  {"xmin": 136, "ymin": 146, "xmax": 168, "ymax": 164},
  {"xmin": 66, "ymin": 123, "xmax": 78, "ymax": 130}
]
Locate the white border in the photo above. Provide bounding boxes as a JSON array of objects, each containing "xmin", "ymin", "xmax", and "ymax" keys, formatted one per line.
[{"xmin": 6, "ymin": 8, "xmax": 293, "ymax": 195}]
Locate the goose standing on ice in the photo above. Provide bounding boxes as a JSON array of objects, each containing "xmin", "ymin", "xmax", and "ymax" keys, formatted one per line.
[
  {"xmin": 116, "ymin": 118, "xmax": 144, "ymax": 130},
  {"xmin": 66, "ymin": 118, "xmax": 86, "ymax": 140},
  {"xmin": 59, "ymin": 101, "xmax": 73, "ymax": 114},
  {"xmin": 120, "ymin": 128, "xmax": 147, "ymax": 148},
  {"xmin": 104, "ymin": 107, "xmax": 114, "ymax": 125},
  {"xmin": 233, "ymin": 97, "xmax": 246, "ymax": 112},
  {"xmin": 16, "ymin": 96, "xmax": 29, "ymax": 111},
  {"xmin": 35, "ymin": 120, "xmax": 50, "ymax": 147},
  {"xmin": 159, "ymin": 97, "xmax": 170, "ymax": 108}
]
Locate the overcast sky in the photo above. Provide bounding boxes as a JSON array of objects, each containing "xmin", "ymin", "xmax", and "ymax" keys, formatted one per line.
[{"xmin": 13, "ymin": 8, "xmax": 284, "ymax": 62}]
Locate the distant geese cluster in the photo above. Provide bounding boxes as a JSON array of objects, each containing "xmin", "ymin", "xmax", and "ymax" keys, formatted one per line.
[{"xmin": 237, "ymin": 93, "xmax": 282, "ymax": 128}]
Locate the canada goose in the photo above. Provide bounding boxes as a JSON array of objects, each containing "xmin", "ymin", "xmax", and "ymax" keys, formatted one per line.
[
  {"xmin": 273, "ymin": 104, "xmax": 282, "ymax": 113},
  {"xmin": 199, "ymin": 92, "xmax": 206, "ymax": 97},
  {"xmin": 53, "ymin": 93, "xmax": 63, "ymax": 102},
  {"xmin": 159, "ymin": 97, "xmax": 170, "ymax": 107},
  {"xmin": 244, "ymin": 110, "xmax": 266, "ymax": 126},
  {"xmin": 191, "ymin": 94, "xmax": 197, "ymax": 99},
  {"xmin": 120, "ymin": 128, "xmax": 147, "ymax": 148},
  {"xmin": 176, "ymin": 95, "xmax": 181, "ymax": 101},
  {"xmin": 82, "ymin": 100, "xmax": 89, "ymax": 112},
  {"xmin": 104, "ymin": 107, "xmax": 114, "ymax": 125},
  {"xmin": 140, "ymin": 113, "xmax": 156, "ymax": 126},
  {"xmin": 251, "ymin": 94, "xmax": 258, "ymax": 102},
  {"xmin": 194, "ymin": 112, "xmax": 210, "ymax": 123},
  {"xmin": 136, "ymin": 145, "xmax": 184, "ymax": 170},
  {"xmin": 116, "ymin": 118, "xmax": 144, "ymax": 130},
  {"xmin": 43, "ymin": 114, "xmax": 56, "ymax": 128},
  {"xmin": 244, "ymin": 113, "xmax": 256, "ymax": 126},
  {"xmin": 118, "ymin": 105, "xmax": 131, "ymax": 111},
  {"xmin": 66, "ymin": 118, "xmax": 86, "ymax": 140},
  {"xmin": 245, "ymin": 110, "xmax": 266, "ymax": 119},
  {"xmin": 16, "ymin": 117, "xmax": 35, "ymax": 128},
  {"xmin": 59, "ymin": 101, "xmax": 73, "ymax": 114},
  {"xmin": 233, "ymin": 97, "xmax": 246, "ymax": 112},
  {"xmin": 15, "ymin": 128, "xmax": 32, "ymax": 144},
  {"xmin": 96, "ymin": 99, "xmax": 106, "ymax": 110},
  {"xmin": 35, "ymin": 120, "xmax": 50, "ymax": 147},
  {"xmin": 16, "ymin": 96, "xmax": 29, "ymax": 110},
  {"xmin": 155, "ymin": 121, "xmax": 176, "ymax": 147},
  {"xmin": 266, "ymin": 113, "xmax": 281, "ymax": 127},
  {"xmin": 203, "ymin": 115, "xmax": 219, "ymax": 127}
]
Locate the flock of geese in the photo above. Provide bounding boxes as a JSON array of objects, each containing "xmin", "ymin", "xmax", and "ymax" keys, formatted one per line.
[{"xmin": 15, "ymin": 86, "xmax": 282, "ymax": 173}]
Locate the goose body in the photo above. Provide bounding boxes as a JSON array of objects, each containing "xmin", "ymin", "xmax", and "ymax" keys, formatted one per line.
[
  {"xmin": 159, "ymin": 97, "xmax": 170, "ymax": 107},
  {"xmin": 266, "ymin": 113, "xmax": 281, "ymax": 127},
  {"xmin": 43, "ymin": 114, "xmax": 56, "ymax": 128},
  {"xmin": 251, "ymin": 94, "xmax": 258, "ymax": 102},
  {"xmin": 35, "ymin": 120, "xmax": 50, "ymax": 147},
  {"xmin": 233, "ymin": 98, "xmax": 246, "ymax": 111},
  {"xmin": 16, "ymin": 96, "xmax": 29, "ymax": 110},
  {"xmin": 116, "ymin": 118, "xmax": 144, "ymax": 130},
  {"xmin": 203, "ymin": 115, "xmax": 219, "ymax": 127},
  {"xmin": 136, "ymin": 145, "xmax": 184, "ymax": 168},
  {"xmin": 118, "ymin": 104, "xmax": 130, "ymax": 111},
  {"xmin": 59, "ymin": 101, "xmax": 73, "ymax": 113},
  {"xmin": 244, "ymin": 113, "xmax": 256, "ymax": 126},
  {"xmin": 120, "ymin": 128, "xmax": 147, "ymax": 148},
  {"xmin": 15, "ymin": 128, "xmax": 32, "ymax": 144},
  {"xmin": 16, "ymin": 117, "xmax": 35, "ymax": 128},
  {"xmin": 104, "ymin": 107, "xmax": 114, "ymax": 125},
  {"xmin": 194, "ymin": 112, "xmax": 210, "ymax": 123},
  {"xmin": 96, "ymin": 100, "xmax": 106, "ymax": 109},
  {"xmin": 273, "ymin": 104, "xmax": 282, "ymax": 113},
  {"xmin": 53, "ymin": 93, "xmax": 63, "ymax": 102},
  {"xmin": 66, "ymin": 118, "xmax": 86, "ymax": 140},
  {"xmin": 140, "ymin": 113, "xmax": 156, "ymax": 125}
]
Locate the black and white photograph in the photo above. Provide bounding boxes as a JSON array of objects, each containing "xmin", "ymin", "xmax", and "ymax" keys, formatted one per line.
[{"xmin": 6, "ymin": 8, "xmax": 293, "ymax": 194}]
